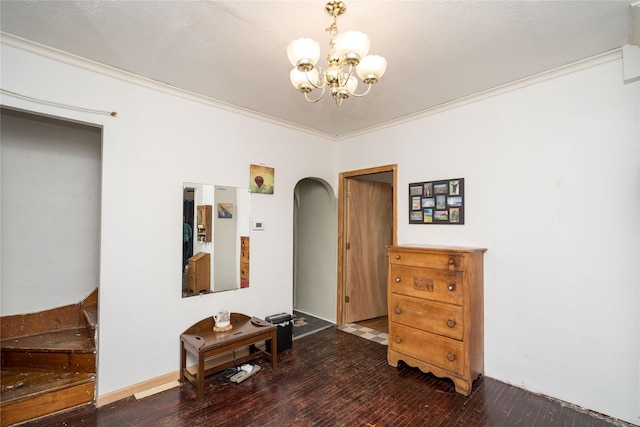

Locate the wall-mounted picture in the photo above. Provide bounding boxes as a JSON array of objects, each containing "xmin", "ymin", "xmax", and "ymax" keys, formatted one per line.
[
  {"xmin": 412, "ymin": 196, "xmax": 421, "ymax": 210},
  {"xmin": 423, "ymin": 208, "xmax": 433, "ymax": 223},
  {"xmin": 218, "ymin": 203, "xmax": 233, "ymax": 218},
  {"xmin": 410, "ymin": 185, "xmax": 422, "ymax": 196},
  {"xmin": 422, "ymin": 198, "xmax": 435, "ymax": 208},
  {"xmin": 409, "ymin": 178, "xmax": 464, "ymax": 224},
  {"xmin": 249, "ymin": 164, "xmax": 275, "ymax": 194}
]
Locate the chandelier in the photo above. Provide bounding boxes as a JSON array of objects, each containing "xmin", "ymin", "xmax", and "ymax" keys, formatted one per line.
[{"xmin": 287, "ymin": 1, "xmax": 387, "ymax": 107}]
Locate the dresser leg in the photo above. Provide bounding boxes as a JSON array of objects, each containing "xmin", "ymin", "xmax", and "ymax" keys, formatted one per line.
[{"xmin": 451, "ymin": 377, "xmax": 471, "ymax": 396}]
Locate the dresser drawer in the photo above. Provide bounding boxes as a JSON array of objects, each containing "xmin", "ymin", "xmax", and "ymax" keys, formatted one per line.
[
  {"xmin": 240, "ymin": 236, "xmax": 250, "ymax": 262},
  {"xmin": 390, "ymin": 264, "xmax": 463, "ymax": 305},
  {"xmin": 240, "ymin": 262, "xmax": 249, "ymax": 280},
  {"xmin": 389, "ymin": 323, "xmax": 464, "ymax": 375},
  {"xmin": 390, "ymin": 294, "xmax": 463, "ymax": 340},
  {"xmin": 389, "ymin": 249, "xmax": 464, "ymax": 271}
]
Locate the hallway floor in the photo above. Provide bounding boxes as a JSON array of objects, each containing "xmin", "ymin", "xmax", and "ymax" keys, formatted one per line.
[{"xmin": 292, "ymin": 310, "xmax": 333, "ymax": 339}]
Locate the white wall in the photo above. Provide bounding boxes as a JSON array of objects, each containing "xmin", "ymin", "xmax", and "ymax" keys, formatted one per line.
[
  {"xmin": 336, "ymin": 59, "xmax": 640, "ymax": 424},
  {"xmin": 1, "ymin": 110, "xmax": 102, "ymax": 315},
  {"xmin": 0, "ymin": 42, "xmax": 336, "ymax": 398}
]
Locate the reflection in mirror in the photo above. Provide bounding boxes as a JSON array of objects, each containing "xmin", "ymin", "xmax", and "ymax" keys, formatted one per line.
[{"xmin": 182, "ymin": 183, "xmax": 250, "ymax": 297}]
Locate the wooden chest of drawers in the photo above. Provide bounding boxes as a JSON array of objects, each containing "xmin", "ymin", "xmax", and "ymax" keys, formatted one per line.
[
  {"xmin": 387, "ymin": 245, "xmax": 486, "ymax": 395},
  {"xmin": 188, "ymin": 252, "xmax": 210, "ymax": 294},
  {"xmin": 240, "ymin": 236, "xmax": 249, "ymax": 288}
]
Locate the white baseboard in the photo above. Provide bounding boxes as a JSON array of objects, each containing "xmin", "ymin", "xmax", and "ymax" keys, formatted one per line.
[
  {"xmin": 97, "ymin": 371, "xmax": 179, "ymax": 407},
  {"xmin": 96, "ymin": 347, "xmax": 251, "ymax": 406}
]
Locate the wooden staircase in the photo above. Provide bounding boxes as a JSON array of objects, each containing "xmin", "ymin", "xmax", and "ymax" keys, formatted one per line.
[{"xmin": 1, "ymin": 289, "xmax": 98, "ymax": 426}]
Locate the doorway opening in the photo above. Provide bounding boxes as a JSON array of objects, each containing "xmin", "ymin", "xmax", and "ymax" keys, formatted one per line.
[
  {"xmin": 293, "ymin": 178, "xmax": 337, "ymax": 327},
  {"xmin": 337, "ymin": 164, "xmax": 397, "ymax": 331},
  {"xmin": 1, "ymin": 107, "xmax": 102, "ymax": 422}
]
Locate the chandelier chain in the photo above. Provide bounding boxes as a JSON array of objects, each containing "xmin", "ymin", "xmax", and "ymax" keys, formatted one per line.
[{"xmin": 325, "ymin": 16, "xmax": 338, "ymax": 40}]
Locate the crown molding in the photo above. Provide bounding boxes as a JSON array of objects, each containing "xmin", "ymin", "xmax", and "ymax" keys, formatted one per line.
[
  {"xmin": 336, "ymin": 48, "xmax": 623, "ymax": 141},
  {"xmin": 1, "ymin": 32, "xmax": 623, "ymax": 143},
  {"xmin": 0, "ymin": 32, "xmax": 337, "ymax": 141}
]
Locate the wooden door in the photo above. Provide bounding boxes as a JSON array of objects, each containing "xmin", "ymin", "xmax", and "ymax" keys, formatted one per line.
[{"xmin": 345, "ymin": 178, "xmax": 393, "ymax": 323}]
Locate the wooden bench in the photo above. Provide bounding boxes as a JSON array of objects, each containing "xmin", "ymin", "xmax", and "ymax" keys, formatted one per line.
[{"xmin": 180, "ymin": 313, "xmax": 277, "ymax": 399}]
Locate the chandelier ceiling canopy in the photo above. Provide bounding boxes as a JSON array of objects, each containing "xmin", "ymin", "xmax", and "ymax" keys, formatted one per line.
[{"xmin": 287, "ymin": 1, "xmax": 387, "ymax": 107}]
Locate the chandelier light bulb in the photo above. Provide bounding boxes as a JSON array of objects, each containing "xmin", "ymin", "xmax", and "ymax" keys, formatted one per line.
[
  {"xmin": 356, "ymin": 55, "xmax": 387, "ymax": 84},
  {"xmin": 334, "ymin": 31, "xmax": 370, "ymax": 65},
  {"xmin": 290, "ymin": 68, "xmax": 320, "ymax": 93},
  {"xmin": 287, "ymin": 38, "xmax": 320, "ymax": 71}
]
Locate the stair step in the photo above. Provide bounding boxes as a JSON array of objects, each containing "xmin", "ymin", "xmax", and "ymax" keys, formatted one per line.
[
  {"xmin": 82, "ymin": 305, "xmax": 98, "ymax": 347},
  {"xmin": 1, "ymin": 328, "xmax": 95, "ymax": 373},
  {"xmin": 83, "ymin": 305, "xmax": 98, "ymax": 328},
  {"xmin": 0, "ymin": 289, "xmax": 99, "ymax": 426},
  {"xmin": 1, "ymin": 370, "xmax": 95, "ymax": 427},
  {"xmin": 1, "ymin": 327, "xmax": 94, "ymax": 353}
]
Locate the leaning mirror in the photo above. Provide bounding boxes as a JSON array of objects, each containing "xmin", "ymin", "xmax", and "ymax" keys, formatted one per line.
[{"xmin": 182, "ymin": 183, "xmax": 251, "ymax": 297}]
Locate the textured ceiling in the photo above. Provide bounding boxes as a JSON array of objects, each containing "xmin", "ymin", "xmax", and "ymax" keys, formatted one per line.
[{"xmin": 0, "ymin": 1, "xmax": 636, "ymax": 139}]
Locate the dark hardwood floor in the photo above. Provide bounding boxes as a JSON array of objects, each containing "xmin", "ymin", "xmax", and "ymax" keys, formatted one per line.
[{"xmin": 22, "ymin": 327, "xmax": 629, "ymax": 427}]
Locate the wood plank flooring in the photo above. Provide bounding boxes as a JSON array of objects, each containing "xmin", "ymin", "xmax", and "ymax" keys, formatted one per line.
[
  {"xmin": 356, "ymin": 315, "xmax": 388, "ymax": 333},
  {"xmin": 21, "ymin": 327, "xmax": 630, "ymax": 427}
]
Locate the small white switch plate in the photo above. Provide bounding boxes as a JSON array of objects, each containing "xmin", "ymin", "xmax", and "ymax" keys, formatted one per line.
[{"xmin": 252, "ymin": 220, "xmax": 265, "ymax": 230}]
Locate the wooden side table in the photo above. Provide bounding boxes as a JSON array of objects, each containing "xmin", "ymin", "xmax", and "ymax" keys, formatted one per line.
[{"xmin": 180, "ymin": 313, "xmax": 277, "ymax": 399}]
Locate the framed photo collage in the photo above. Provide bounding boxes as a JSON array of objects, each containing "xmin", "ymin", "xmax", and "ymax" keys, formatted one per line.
[{"xmin": 409, "ymin": 178, "xmax": 464, "ymax": 225}]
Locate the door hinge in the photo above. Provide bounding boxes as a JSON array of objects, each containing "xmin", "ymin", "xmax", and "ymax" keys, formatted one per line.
[
  {"xmin": 346, "ymin": 242, "xmax": 350, "ymax": 250},
  {"xmin": 345, "ymin": 296, "xmax": 350, "ymax": 303}
]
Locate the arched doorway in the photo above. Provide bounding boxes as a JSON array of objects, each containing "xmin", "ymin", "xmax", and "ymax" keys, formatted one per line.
[{"xmin": 293, "ymin": 178, "xmax": 337, "ymax": 322}]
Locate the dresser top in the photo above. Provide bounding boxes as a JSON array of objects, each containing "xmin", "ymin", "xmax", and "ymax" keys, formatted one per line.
[{"xmin": 389, "ymin": 244, "xmax": 487, "ymax": 253}]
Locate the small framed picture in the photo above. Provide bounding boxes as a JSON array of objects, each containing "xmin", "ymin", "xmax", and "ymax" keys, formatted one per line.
[
  {"xmin": 408, "ymin": 178, "xmax": 464, "ymax": 224},
  {"xmin": 249, "ymin": 164, "xmax": 274, "ymax": 194},
  {"xmin": 218, "ymin": 203, "xmax": 233, "ymax": 218},
  {"xmin": 410, "ymin": 186, "xmax": 422, "ymax": 196},
  {"xmin": 411, "ymin": 196, "xmax": 421, "ymax": 210}
]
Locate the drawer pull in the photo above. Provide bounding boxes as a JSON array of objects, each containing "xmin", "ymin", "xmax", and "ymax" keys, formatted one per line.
[
  {"xmin": 448, "ymin": 283, "xmax": 456, "ymax": 291},
  {"xmin": 395, "ymin": 336, "xmax": 402, "ymax": 344},
  {"xmin": 395, "ymin": 277, "xmax": 401, "ymax": 283},
  {"xmin": 447, "ymin": 319, "xmax": 455, "ymax": 328},
  {"xmin": 447, "ymin": 352, "xmax": 455, "ymax": 361},
  {"xmin": 395, "ymin": 254, "xmax": 401, "ymax": 260},
  {"xmin": 395, "ymin": 306, "xmax": 402, "ymax": 314}
]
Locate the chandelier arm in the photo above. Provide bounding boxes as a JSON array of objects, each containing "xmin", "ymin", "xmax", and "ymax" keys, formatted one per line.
[
  {"xmin": 303, "ymin": 85, "xmax": 327, "ymax": 103},
  {"xmin": 306, "ymin": 69, "xmax": 325, "ymax": 90},
  {"xmin": 349, "ymin": 82, "xmax": 373, "ymax": 97},
  {"xmin": 338, "ymin": 65, "xmax": 355, "ymax": 88}
]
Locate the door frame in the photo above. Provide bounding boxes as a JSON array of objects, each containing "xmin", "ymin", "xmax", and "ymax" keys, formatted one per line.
[{"xmin": 336, "ymin": 164, "xmax": 398, "ymax": 325}]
